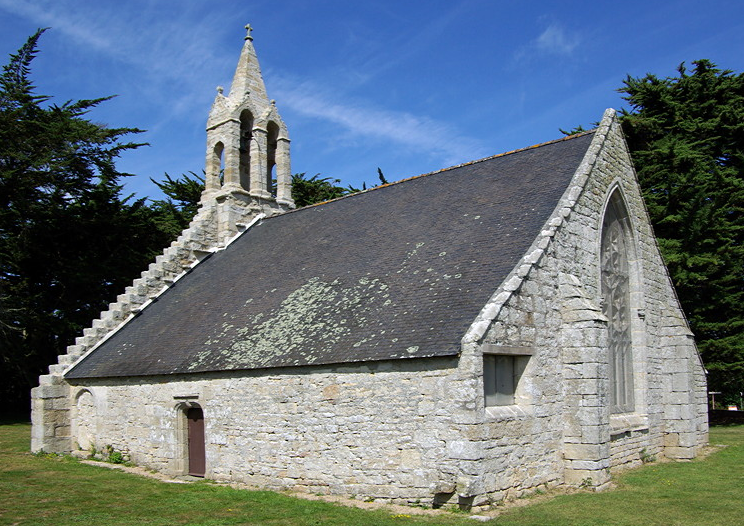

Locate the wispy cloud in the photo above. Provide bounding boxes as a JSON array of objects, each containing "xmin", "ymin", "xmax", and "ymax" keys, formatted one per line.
[
  {"xmin": 338, "ymin": 1, "xmax": 472, "ymax": 88},
  {"xmin": 0, "ymin": 0, "xmax": 239, "ymax": 129},
  {"xmin": 535, "ymin": 23, "xmax": 580, "ymax": 55},
  {"xmin": 515, "ymin": 21, "xmax": 581, "ymax": 61},
  {"xmin": 0, "ymin": 0, "xmax": 232, "ymax": 91},
  {"xmin": 0, "ymin": 0, "xmax": 100, "ymax": 45},
  {"xmin": 272, "ymin": 76, "xmax": 488, "ymax": 167}
]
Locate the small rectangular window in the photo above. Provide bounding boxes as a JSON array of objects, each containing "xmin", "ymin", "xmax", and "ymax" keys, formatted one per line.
[{"xmin": 483, "ymin": 354, "xmax": 528, "ymax": 406}]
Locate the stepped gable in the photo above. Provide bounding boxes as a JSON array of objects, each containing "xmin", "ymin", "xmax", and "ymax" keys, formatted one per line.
[{"xmin": 66, "ymin": 132, "xmax": 595, "ymax": 379}]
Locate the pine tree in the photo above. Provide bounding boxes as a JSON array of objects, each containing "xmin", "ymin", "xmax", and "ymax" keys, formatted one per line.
[
  {"xmin": 290, "ymin": 173, "xmax": 350, "ymax": 207},
  {"xmin": 620, "ymin": 60, "xmax": 744, "ymax": 403},
  {"xmin": 149, "ymin": 171, "xmax": 205, "ymax": 237}
]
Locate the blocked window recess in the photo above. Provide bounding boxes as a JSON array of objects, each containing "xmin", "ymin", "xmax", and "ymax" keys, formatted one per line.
[{"xmin": 483, "ymin": 344, "xmax": 533, "ymax": 409}]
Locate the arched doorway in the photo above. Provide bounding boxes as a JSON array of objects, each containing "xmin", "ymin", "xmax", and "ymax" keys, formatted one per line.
[{"xmin": 187, "ymin": 407, "xmax": 205, "ymax": 477}]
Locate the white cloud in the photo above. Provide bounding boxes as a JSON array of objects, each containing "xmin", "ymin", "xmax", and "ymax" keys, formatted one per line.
[
  {"xmin": 0, "ymin": 0, "xmax": 231, "ymax": 88},
  {"xmin": 0, "ymin": 0, "xmax": 110, "ymax": 49},
  {"xmin": 340, "ymin": 1, "xmax": 471, "ymax": 88},
  {"xmin": 272, "ymin": 76, "xmax": 488, "ymax": 167},
  {"xmin": 0, "ymin": 0, "xmax": 239, "ymax": 129},
  {"xmin": 514, "ymin": 21, "xmax": 581, "ymax": 62},
  {"xmin": 535, "ymin": 23, "xmax": 580, "ymax": 55}
]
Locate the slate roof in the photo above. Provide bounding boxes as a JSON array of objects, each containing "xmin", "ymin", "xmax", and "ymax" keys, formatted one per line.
[{"xmin": 66, "ymin": 132, "xmax": 595, "ymax": 379}]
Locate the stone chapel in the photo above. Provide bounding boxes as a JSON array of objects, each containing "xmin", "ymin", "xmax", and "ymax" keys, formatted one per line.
[{"xmin": 31, "ymin": 26, "xmax": 708, "ymax": 508}]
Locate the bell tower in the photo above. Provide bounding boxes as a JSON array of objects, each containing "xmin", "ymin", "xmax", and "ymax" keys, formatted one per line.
[{"xmin": 202, "ymin": 24, "xmax": 294, "ymax": 239}]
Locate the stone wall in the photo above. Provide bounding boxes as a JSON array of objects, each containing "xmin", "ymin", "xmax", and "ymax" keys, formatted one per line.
[{"xmin": 69, "ymin": 357, "xmax": 477, "ymax": 506}]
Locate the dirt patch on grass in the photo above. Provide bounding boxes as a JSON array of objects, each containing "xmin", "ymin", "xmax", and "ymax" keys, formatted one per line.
[
  {"xmin": 80, "ymin": 460, "xmax": 191, "ymax": 483},
  {"xmin": 79, "ymin": 460, "xmax": 478, "ymax": 517}
]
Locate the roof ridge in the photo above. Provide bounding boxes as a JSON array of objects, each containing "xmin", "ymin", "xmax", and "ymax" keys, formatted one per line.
[{"xmin": 270, "ymin": 129, "xmax": 597, "ymax": 217}]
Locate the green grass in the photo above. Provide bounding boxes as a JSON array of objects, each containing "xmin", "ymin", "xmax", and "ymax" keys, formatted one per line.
[
  {"xmin": 490, "ymin": 425, "xmax": 744, "ymax": 526},
  {"xmin": 1, "ymin": 421, "xmax": 742, "ymax": 525}
]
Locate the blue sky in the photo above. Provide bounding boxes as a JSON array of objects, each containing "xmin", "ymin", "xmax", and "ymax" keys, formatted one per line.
[{"xmin": 1, "ymin": 0, "xmax": 743, "ymax": 200}]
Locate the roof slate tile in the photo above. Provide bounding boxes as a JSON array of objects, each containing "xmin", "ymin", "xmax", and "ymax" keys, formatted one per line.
[{"xmin": 67, "ymin": 132, "xmax": 594, "ymax": 379}]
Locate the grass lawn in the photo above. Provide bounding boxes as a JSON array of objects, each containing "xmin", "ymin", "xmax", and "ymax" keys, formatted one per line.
[
  {"xmin": 492, "ymin": 425, "xmax": 744, "ymax": 526},
  {"xmin": 1, "ymin": 421, "xmax": 741, "ymax": 525}
]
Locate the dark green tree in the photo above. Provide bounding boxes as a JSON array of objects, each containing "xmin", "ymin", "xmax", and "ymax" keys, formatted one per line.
[
  {"xmin": 149, "ymin": 171, "xmax": 205, "ymax": 237},
  {"xmin": 0, "ymin": 30, "xmax": 173, "ymax": 413},
  {"xmin": 620, "ymin": 60, "xmax": 744, "ymax": 402},
  {"xmin": 147, "ymin": 171, "xmax": 353, "ymax": 215},
  {"xmin": 291, "ymin": 172, "xmax": 350, "ymax": 207},
  {"xmin": 346, "ymin": 167, "xmax": 391, "ymax": 193},
  {"xmin": 559, "ymin": 125, "xmax": 588, "ymax": 136},
  {"xmin": 377, "ymin": 167, "xmax": 389, "ymax": 185}
]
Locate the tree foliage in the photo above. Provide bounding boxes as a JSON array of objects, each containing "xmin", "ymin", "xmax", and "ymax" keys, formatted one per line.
[
  {"xmin": 291, "ymin": 172, "xmax": 350, "ymax": 207},
  {"xmin": 0, "ymin": 30, "xmax": 176, "ymax": 413},
  {"xmin": 559, "ymin": 124, "xmax": 588, "ymax": 136},
  {"xmin": 620, "ymin": 60, "xmax": 744, "ymax": 400},
  {"xmin": 149, "ymin": 171, "xmax": 205, "ymax": 237}
]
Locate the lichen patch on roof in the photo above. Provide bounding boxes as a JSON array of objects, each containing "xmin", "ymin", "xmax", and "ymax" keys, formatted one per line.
[{"xmin": 191, "ymin": 275, "xmax": 394, "ymax": 370}]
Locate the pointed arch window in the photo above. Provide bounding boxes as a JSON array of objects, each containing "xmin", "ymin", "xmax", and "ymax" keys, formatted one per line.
[
  {"xmin": 239, "ymin": 110, "xmax": 254, "ymax": 191},
  {"xmin": 211, "ymin": 142, "xmax": 224, "ymax": 187},
  {"xmin": 601, "ymin": 191, "xmax": 635, "ymax": 413},
  {"xmin": 266, "ymin": 121, "xmax": 279, "ymax": 197}
]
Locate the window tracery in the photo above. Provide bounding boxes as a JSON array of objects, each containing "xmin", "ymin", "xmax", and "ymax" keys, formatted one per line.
[{"xmin": 601, "ymin": 193, "xmax": 634, "ymax": 413}]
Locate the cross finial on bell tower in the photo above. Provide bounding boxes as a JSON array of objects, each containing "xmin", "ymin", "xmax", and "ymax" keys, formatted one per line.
[{"xmin": 244, "ymin": 24, "xmax": 253, "ymax": 41}]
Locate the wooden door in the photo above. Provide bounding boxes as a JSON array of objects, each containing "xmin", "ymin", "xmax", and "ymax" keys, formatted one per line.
[{"xmin": 187, "ymin": 407, "xmax": 205, "ymax": 477}]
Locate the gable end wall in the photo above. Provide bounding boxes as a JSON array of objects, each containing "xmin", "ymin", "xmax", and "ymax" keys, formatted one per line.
[{"xmin": 457, "ymin": 109, "xmax": 707, "ymax": 502}]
